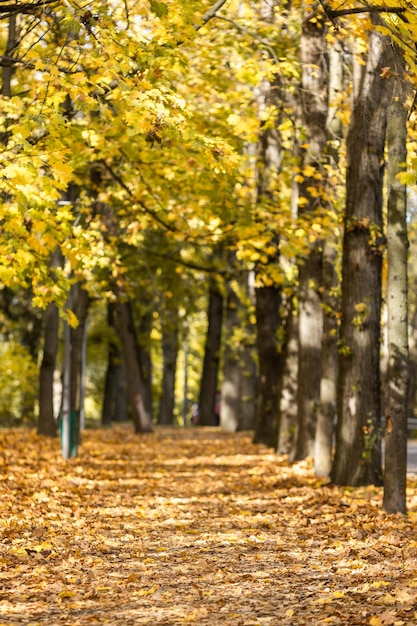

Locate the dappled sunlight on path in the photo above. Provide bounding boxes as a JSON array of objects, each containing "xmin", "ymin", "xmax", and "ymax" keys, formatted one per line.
[{"xmin": 1, "ymin": 426, "xmax": 417, "ymax": 625}]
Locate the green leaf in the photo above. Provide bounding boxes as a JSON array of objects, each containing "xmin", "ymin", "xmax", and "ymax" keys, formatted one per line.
[{"xmin": 149, "ymin": 0, "xmax": 168, "ymax": 18}]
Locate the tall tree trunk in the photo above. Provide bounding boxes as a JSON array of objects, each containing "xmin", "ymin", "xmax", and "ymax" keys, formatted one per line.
[
  {"xmin": 137, "ymin": 310, "xmax": 153, "ymax": 421},
  {"xmin": 277, "ymin": 298, "xmax": 299, "ymax": 456},
  {"xmin": 237, "ymin": 271, "xmax": 257, "ymax": 431},
  {"xmin": 115, "ymin": 300, "xmax": 153, "ymax": 433},
  {"xmin": 102, "ymin": 303, "xmax": 121, "ymax": 425},
  {"xmin": 158, "ymin": 309, "xmax": 179, "ymax": 425},
  {"xmin": 408, "ymin": 303, "xmax": 417, "ymax": 421},
  {"xmin": 294, "ymin": 6, "xmax": 327, "ymax": 460},
  {"xmin": 252, "ymin": 0, "xmax": 284, "ymax": 447},
  {"xmin": 253, "ymin": 285, "xmax": 283, "ymax": 446},
  {"xmin": 198, "ymin": 277, "xmax": 224, "ymax": 426},
  {"xmin": 38, "ymin": 248, "xmax": 63, "ymax": 437},
  {"xmin": 314, "ymin": 241, "xmax": 338, "ymax": 475},
  {"xmin": 1, "ymin": 15, "xmax": 16, "ymax": 97},
  {"xmin": 38, "ymin": 302, "xmax": 59, "ymax": 437},
  {"xmin": 383, "ymin": 47, "xmax": 409, "ymax": 514},
  {"xmin": 332, "ymin": 25, "xmax": 393, "ymax": 486},
  {"xmin": 314, "ymin": 39, "xmax": 343, "ymax": 476},
  {"xmin": 70, "ymin": 284, "xmax": 90, "ymax": 416},
  {"xmin": 220, "ymin": 284, "xmax": 241, "ymax": 432},
  {"xmin": 295, "ymin": 252, "xmax": 323, "ymax": 458}
]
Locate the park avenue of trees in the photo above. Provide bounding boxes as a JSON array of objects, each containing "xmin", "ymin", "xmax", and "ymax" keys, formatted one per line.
[{"xmin": 0, "ymin": 0, "xmax": 417, "ymax": 514}]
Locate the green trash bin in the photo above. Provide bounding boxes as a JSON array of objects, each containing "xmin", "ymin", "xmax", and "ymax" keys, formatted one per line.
[{"xmin": 59, "ymin": 410, "xmax": 80, "ymax": 458}]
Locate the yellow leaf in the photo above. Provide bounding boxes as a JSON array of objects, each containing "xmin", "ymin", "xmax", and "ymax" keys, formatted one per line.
[
  {"xmin": 58, "ymin": 590, "xmax": 76, "ymax": 599},
  {"xmin": 285, "ymin": 608, "xmax": 295, "ymax": 617},
  {"xmin": 133, "ymin": 586, "xmax": 159, "ymax": 597},
  {"xmin": 33, "ymin": 542, "xmax": 53, "ymax": 552},
  {"xmin": 51, "ymin": 161, "xmax": 73, "ymax": 185},
  {"xmin": 383, "ymin": 593, "xmax": 397, "ymax": 605},
  {"xmin": 127, "ymin": 573, "xmax": 138, "ymax": 583}
]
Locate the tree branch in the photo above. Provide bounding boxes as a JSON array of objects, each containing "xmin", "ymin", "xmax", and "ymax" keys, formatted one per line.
[
  {"xmin": 318, "ymin": 0, "xmax": 408, "ymax": 25},
  {"xmin": 196, "ymin": 0, "xmax": 229, "ymax": 31},
  {"xmin": 0, "ymin": 0, "xmax": 58, "ymax": 18},
  {"xmin": 100, "ymin": 160, "xmax": 180, "ymax": 235}
]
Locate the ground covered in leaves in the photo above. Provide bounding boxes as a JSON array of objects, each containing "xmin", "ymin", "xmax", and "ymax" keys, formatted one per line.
[{"xmin": 1, "ymin": 427, "xmax": 417, "ymax": 625}]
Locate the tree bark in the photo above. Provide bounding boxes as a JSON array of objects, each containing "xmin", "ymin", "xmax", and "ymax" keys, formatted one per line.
[
  {"xmin": 314, "ymin": 39, "xmax": 343, "ymax": 476},
  {"xmin": 277, "ymin": 298, "xmax": 299, "ymax": 456},
  {"xmin": 253, "ymin": 285, "xmax": 283, "ymax": 446},
  {"xmin": 137, "ymin": 310, "xmax": 153, "ymax": 422},
  {"xmin": 332, "ymin": 25, "xmax": 393, "ymax": 486},
  {"xmin": 294, "ymin": 7, "xmax": 327, "ymax": 460},
  {"xmin": 295, "ymin": 252, "xmax": 323, "ymax": 459},
  {"xmin": 383, "ymin": 47, "xmax": 409, "ymax": 514},
  {"xmin": 38, "ymin": 302, "xmax": 59, "ymax": 437},
  {"xmin": 220, "ymin": 284, "xmax": 241, "ymax": 432},
  {"xmin": 115, "ymin": 300, "xmax": 153, "ymax": 433},
  {"xmin": 158, "ymin": 309, "xmax": 179, "ymax": 425},
  {"xmin": 314, "ymin": 240, "xmax": 338, "ymax": 476},
  {"xmin": 198, "ymin": 277, "xmax": 224, "ymax": 426},
  {"xmin": 237, "ymin": 271, "xmax": 257, "ymax": 431},
  {"xmin": 102, "ymin": 303, "xmax": 127, "ymax": 425},
  {"xmin": 70, "ymin": 284, "xmax": 90, "ymax": 415}
]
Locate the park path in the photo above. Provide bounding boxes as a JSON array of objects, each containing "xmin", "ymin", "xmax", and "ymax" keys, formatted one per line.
[{"xmin": 1, "ymin": 426, "xmax": 417, "ymax": 625}]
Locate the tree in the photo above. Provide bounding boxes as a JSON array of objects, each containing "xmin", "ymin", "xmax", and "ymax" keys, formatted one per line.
[
  {"xmin": 198, "ymin": 275, "xmax": 224, "ymax": 426},
  {"xmin": 158, "ymin": 306, "xmax": 179, "ymax": 426},
  {"xmin": 294, "ymin": 0, "xmax": 327, "ymax": 461},
  {"xmin": 314, "ymin": 36, "xmax": 344, "ymax": 477},
  {"xmin": 115, "ymin": 300, "xmax": 153, "ymax": 433},
  {"xmin": 383, "ymin": 46, "xmax": 410, "ymax": 514},
  {"xmin": 38, "ymin": 302, "xmax": 59, "ymax": 436},
  {"xmin": 332, "ymin": 21, "xmax": 393, "ymax": 486}
]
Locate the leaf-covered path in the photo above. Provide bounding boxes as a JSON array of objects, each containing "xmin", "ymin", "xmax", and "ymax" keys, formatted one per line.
[{"xmin": 1, "ymin": 426, "xmax": 417, "ymax": 625}]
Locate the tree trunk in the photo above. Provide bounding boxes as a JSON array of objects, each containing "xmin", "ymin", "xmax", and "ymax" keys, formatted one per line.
[
  {"xmin": 70, "ymin": 284, "xmax": 90, "ymax": 415},
  {"xmin": 295, "ymin": 252, "xmax": 323, "ymax": 459},
  {"xmin": 102, "ymin": 303, "xmax": 123, "ymax": 425},
  {"xmin": 277, "ymin": 299, "xmax": 299, "ymax": 456},
  {"xmin": 314, "ymin": 39, "xmax": 343, "ymax": 476},
  {"xmin": 115, "ymin": 300, "xmax": 153, "ymax": 433},
  {"xmin": 137, "ymin": 310, "xmax": 153, "ymax": 421},
  {"xmin": 332, "ymin": 25, "xmax": 393, "ymax": 486},
  {"xmin": 220, "ymin": 283, "xmax": 241, "ymax": 432},
  {"xmin": 198, "ymin": 278, "xmax": 224, "ymax": 426},
  {"xmin": 1, "ymin": 15, "xmax": 16, "ymax": 97},
  {"xmin": 253, "ymin": 285, "xmax": 283, "ymax": 446},
  {"xmin": 314, "ymin": 240, "xmax": 338, "ymax": 476},
  {"xmin": 383, "ymin": 47, "xmax": 409, "ymax": 514},
  {"xmin": 38, "ymin": 302, "xmax": 59, "ymax": 437},
  {"xmin": 158, "ymin": 310, "xmax": 179, "ymax": 425},
  {"xmin": 294, "ymin": 7, "xmax": 327, "ymax": 460},
  {"xmin": 237, "ymin": 271, "xmax": 257, "ymax": 431},
  {"xmin": 408, "ymin": 304, "xmax": 417, "ymax": 421},
  {"xmin": 252, "ymin": 0, "xmax": 284, "ymax": 446}
]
